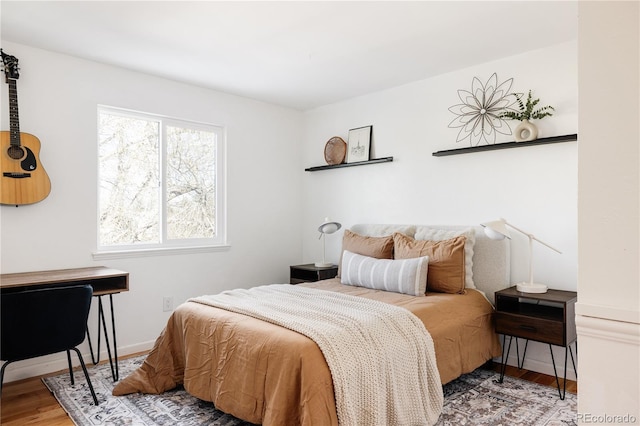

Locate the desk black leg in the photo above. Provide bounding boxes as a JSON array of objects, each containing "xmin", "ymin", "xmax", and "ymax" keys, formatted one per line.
[
  {"xmin": 85, "ymin": 324, "xmax": 96, "ymax": 364},
  {"xmin": 109, "ymin": 294, "xmax": 119, "ymax": 381},
  {"xmin": 86, "ymin": 295, "xmax": 119, "ymax": 382},
  {"xmin": 86, "ymin": 300, "xmax": 103, "ymax": 365},
  {"xmin": 66, "ymin": 350, "xmax": 74, "ymax": 385},
  {"xmin": 98, "ymin": 296, "xmax": 116, "ymax": 381}
]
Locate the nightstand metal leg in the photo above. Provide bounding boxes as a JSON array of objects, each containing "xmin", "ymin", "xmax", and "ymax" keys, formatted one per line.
[
  {"xmin": 497, "ymin": 334, "xmax": 513, "ymax": 383},
  {"xmin": 569, "ymin": 344, "xmax": 577, "ymax": 379},
  {"xmin": 515, "ymin": 338, "xmax": 529, "ymax": 369},
  {"xmin": 549, "ymin": 344, "xmax": 569, "ymax": 400}
]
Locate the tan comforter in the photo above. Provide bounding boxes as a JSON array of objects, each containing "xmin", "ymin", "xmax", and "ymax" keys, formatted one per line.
[{"xmin": 113, "ymin": 279, "xmax": 501, "ymax": 425}]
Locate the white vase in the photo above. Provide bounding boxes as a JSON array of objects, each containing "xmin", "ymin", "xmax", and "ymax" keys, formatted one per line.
[{"xmin": 514, "ymin": 119, "xmax": 538, "ymax": 142}]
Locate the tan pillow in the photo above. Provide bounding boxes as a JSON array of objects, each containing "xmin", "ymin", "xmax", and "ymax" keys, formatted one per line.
[
  {"xmin": 337, "ymin": 229, "xmax": 394, "ymax": 277},
  {"xmin": 393, "ymin": 232, "xmax": 466, "ymax": 294},
  {"xmin": 414, "ymin": 227, "xmax": 476, "ymax": 289}
]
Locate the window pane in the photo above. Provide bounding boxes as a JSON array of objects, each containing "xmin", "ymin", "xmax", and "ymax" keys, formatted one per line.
[
  {"xmin": 166, "ymin": 126, "xmax": 216, "ymax": 240},
  {"xmin": 98, "ymin": 112, "xmax": 160, "ymax": 245}
]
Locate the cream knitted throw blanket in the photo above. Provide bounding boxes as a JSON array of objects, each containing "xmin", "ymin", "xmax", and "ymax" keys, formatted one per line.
[{"xmin": 190, "ymin": 284, "xmax": 443, "ymax": 426}]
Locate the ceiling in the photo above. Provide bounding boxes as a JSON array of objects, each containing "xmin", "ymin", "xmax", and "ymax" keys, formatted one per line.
[{"xmin": 1, "ymin": 1, "xmax": 578, "ymax": 111}]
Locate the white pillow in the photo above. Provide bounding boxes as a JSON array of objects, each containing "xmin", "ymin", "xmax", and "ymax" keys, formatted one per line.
[
  {"xmin": 414, "ymin": 227, "xmax": 476, "ymax": 289},
  {"xmin": 340, "ymin": 250, "xmax": 428, "ymax": 296},
  {"xmin": 350, "ymin": 224, "xmax": 417, "ymax": 238}
]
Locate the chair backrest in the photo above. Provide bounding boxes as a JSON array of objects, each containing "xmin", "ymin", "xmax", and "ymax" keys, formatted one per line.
[{"xmin": 1, "ymin": 285, "xmax": 93, "ymax": 362}]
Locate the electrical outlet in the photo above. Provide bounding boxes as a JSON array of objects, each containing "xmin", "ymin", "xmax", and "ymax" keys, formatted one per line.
[{"xmin": 163, "ymin": 296, "xmax": 173, "ymax": 312}]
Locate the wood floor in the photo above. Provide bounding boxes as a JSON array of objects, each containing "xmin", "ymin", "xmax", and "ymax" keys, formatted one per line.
[{"xmin": 0, "ymin": 358, "xmax": 577, "ymax": 426}]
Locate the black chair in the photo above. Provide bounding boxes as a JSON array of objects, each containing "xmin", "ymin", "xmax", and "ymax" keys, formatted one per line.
[{"xmin": 0, "ymin": 285, "xmax": 99, "ymax": 405}]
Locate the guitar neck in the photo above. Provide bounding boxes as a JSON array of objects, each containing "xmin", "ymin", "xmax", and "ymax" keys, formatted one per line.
[{"xmin": 7, "ymin": 78, "xmax": 21, "ymax": 147}]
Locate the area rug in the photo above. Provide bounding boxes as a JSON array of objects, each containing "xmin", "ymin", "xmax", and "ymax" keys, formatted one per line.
[{"xmin": 44, "ymin": 355, "xmax": 576, "ymax": 425}]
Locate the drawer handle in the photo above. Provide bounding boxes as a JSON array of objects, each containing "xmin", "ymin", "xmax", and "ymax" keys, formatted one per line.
[{"xmin": 519, "ymin": 325, "xmax": 537, "ymax": 332}]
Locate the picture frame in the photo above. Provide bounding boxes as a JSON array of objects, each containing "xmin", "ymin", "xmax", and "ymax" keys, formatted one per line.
[{"xmin": 346, "ymin": 125, "xmax": 372, "ymax": 163}]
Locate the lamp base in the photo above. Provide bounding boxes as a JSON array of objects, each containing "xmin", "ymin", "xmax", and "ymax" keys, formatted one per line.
[
  {"xmin": 314, "ymin": 262, "xmax": 334, "ymax": 268},
  {"xmin": 516, "ymin": 282, "xmax": 548, "ymax": 293}
]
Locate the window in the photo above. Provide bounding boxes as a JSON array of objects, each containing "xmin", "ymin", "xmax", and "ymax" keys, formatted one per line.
[{"xmin": 96, "ymin": 106, "xmax": 226, "ymax": 256}]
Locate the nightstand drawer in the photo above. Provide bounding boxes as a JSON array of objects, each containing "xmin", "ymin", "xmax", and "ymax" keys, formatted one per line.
[{"xmin": 495, "ymin": 312, "xmax": 565, "ymax": 346}]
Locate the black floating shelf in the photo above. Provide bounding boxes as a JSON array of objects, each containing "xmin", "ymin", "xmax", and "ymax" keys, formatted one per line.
[
  {"xmin": 432, "ymin": 134, "xmax": 577, "ymax": 157},
  {"xmin": 305, "ymin": 157, "xmax": 393, "ymax": 172}
]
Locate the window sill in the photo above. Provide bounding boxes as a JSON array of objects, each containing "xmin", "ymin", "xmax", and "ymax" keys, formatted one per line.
[{"xmin": 92, "ymin": 244, "xmax": 231, "ymax": 260}]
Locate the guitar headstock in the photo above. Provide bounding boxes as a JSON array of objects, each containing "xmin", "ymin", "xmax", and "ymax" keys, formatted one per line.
[{"xmin": 1, "ymin": 49, "xmax": 20, "ymax": 82}]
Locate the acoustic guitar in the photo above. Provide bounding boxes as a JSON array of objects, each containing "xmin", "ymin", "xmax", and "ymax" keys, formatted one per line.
[{"xmin": 1, "ymin": 49, "xmax": 51, "ymax": 206}]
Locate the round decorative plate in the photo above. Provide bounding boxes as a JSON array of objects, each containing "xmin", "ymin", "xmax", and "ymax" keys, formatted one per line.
[{"xmin": 324, "ymin": 136, "xmax": 347, "ymax": 165}]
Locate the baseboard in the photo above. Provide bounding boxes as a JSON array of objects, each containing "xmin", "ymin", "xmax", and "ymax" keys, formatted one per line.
[
  {"xmin": 1, "ymin": 340, "xmax": 155, "ymax": 384},
  {"xmin": 575, "ymin": 312, "xmax": 640, "ymax": 422}
]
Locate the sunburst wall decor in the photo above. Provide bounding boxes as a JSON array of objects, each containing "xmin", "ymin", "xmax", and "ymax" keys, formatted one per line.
[{"xmin": 448, "ymin": 73, "xmax": 520, "ymax": 146}]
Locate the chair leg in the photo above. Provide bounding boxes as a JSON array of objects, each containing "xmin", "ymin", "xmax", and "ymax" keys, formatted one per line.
[
  {"xmin": 71, "ymin": 347, "xmax": 99, "ymax": 405},
  {"xmin": 66, "ymin": 350, "xmax": 75, "ymax": 385},
  {"xmin": 0, "ymin": 360, "xmax": 13, "ymax": 397}
]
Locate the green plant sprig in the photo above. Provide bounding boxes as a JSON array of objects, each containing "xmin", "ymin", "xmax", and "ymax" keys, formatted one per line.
[{"xmin": 500, "ymin": 90, "xmax": 555, "ymax": 121}]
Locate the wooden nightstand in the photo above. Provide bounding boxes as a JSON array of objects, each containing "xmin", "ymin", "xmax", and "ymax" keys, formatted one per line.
[
  {"xmin": 494, "ymin": 286, "xmax": 577, "ymax": 399},
  {"xmin": 290, "ymin": 264, "xmax": 338, "ymax": 284}
]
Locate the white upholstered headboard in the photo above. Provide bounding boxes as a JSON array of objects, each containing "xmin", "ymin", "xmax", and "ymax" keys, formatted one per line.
[{"xmin": 349, "ymin": 224, "xmax": 510, "ymax": 305}]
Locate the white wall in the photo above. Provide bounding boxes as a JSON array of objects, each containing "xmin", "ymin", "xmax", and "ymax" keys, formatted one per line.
[
  {"xmin": 0, "ymin": 41, "xmax": 304, "ymax": 381},
  {"xmin": 301, "ymin": 41, "xmax": 578, "ymax": 377},
  {"xmin": 577, "ymin": 2, "xmax": 639, "ymax": 422}
]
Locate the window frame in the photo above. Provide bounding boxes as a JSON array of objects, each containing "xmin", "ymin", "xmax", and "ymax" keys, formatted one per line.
[{"xmin": 93, "ymin": 105, "xmax": 228, "ymax": 260}]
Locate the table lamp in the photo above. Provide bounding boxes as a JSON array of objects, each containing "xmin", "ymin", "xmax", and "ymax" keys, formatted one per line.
[
  {"xmin": 481, "ymin": 218, "xmax": 561, "ymax": 293},
  {"xmin": 315, "ymin": 218, "xmax": 341, "ymax": 267}
]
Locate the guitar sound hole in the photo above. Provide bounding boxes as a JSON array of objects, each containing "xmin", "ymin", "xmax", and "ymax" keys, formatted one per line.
[{"xmin": 7, "ymin": 145, "xmax": 24, "ymax": 160}]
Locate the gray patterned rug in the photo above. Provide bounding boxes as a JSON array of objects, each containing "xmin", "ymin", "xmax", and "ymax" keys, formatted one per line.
[{"xmin": 44, "ymin": 355, "xmax": 576, "ymax": 425}]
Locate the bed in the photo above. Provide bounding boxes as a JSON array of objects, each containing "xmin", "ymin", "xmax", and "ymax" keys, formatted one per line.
[{"xmin": 113, "ymin": 224, "xmax": 509, "ymax": 425}]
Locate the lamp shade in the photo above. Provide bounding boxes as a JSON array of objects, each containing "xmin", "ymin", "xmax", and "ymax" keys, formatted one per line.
[
  {"xmin": 318, "ymin": 218, "xmax": 341, "ymax": 235},
  {"xmin": 315, "ymin": 218, "xmax": 341, "ymax": 268},
  {"xmin": 481, "ymin": 218, "xmax": 511, "ymax": 240}
]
